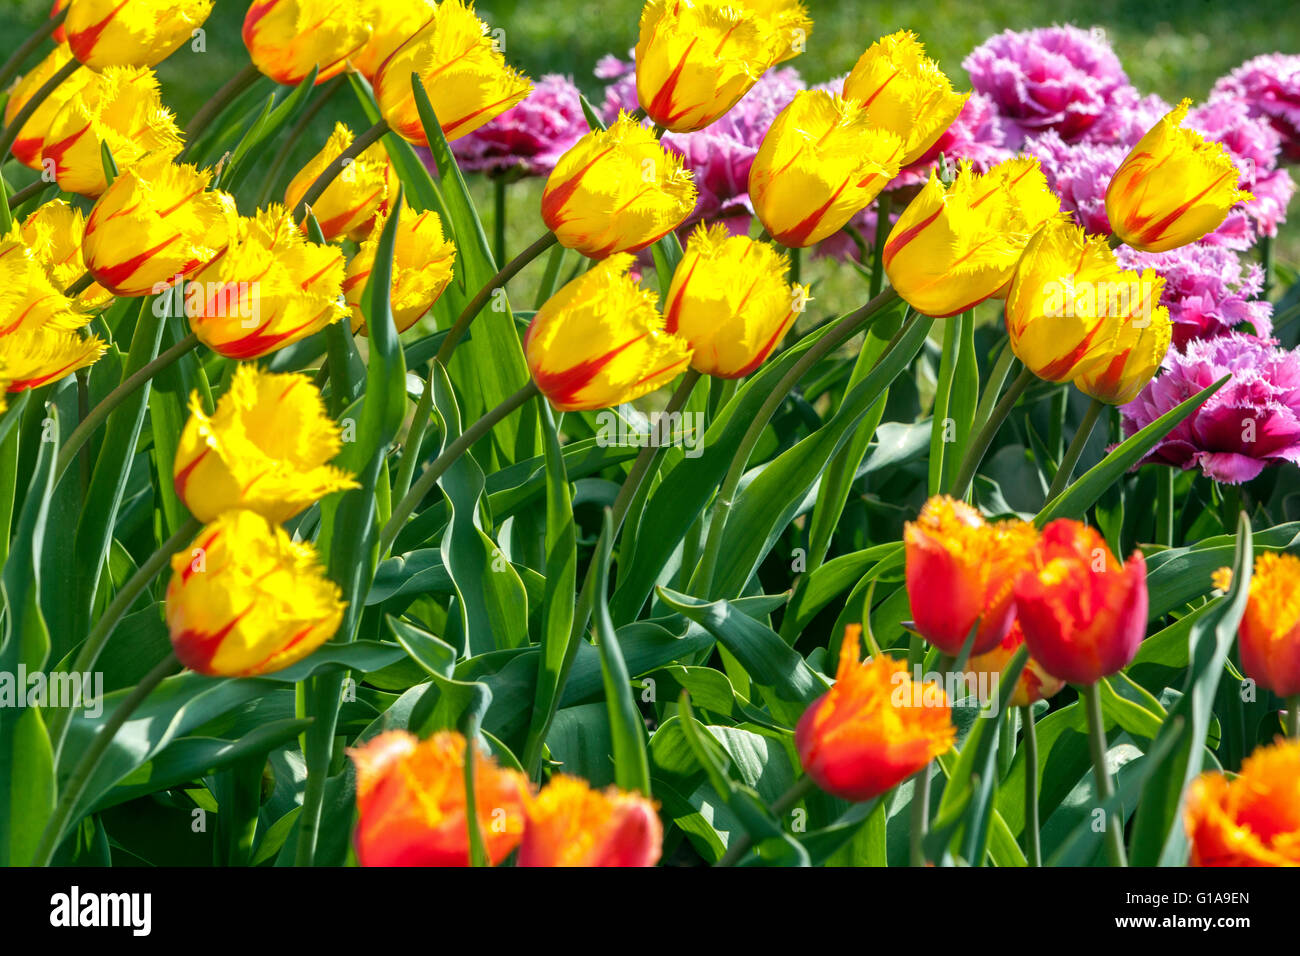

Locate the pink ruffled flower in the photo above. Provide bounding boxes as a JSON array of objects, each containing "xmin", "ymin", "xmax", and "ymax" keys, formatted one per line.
[
  {"xmin": 964, "ymin": 25, "xmax": 1130, "ymax": 149},
  {"xmin": 449, "ymin": 74, "xmax": 589, "ymax": 177},
  {"xmin": 1086, "ymin": 89, "xmax": 1172, "ymax": 147},
  {"xmin": 1212, "ymin": 54, "xmax": 1300, "ymax": 162},
  {"xmin": 890, "ymin": 91, "xmax": 1014, "ymax": 189},
  {"xmin": 1120, "ymin": 333, "xmax": 1300, "ymax": 485},
  {"xmin": 1190, "ymin": 97, "xmax": 1294, "ymax": 245},
  {"xmin": 1116, "ymin": 244, "xmax": 1273, "ymax": 350},
  {"xmin": 1027, "ymin": 131, "xmax": 1126, "ymax": 235}
]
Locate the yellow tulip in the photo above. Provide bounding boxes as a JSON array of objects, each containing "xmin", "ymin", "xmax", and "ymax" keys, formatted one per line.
[
  {"xmin": 3, "ymin": 44, "xmax": 92, "ymax": 171},
  {"xmin": 843, "ymin": 30, "xmax": 967, "ymax": 166},
  {"xmin": 0, "ymin": 226, "xmax": 105, "ymax": 394},
  {"xmin": 635, "ymin": 0, "xmax": 784, "ymax": 134},
  {"xmin": 748, "ymin": 90, "xmax": 902, "ymax": 247},
  {"xmin": 541, "ymin": 112, "xmax": 697, "ymax": 258},
  {"xmin": 188, "ymin": 205, "xmax": 346, "ymax": 360},
  {"xmin": 742, "ymin": 0, "xmax": 812, "ymax": 64},
  {"xmin": 173, "ymin": 365, "xmax": 357, "ymax": 523},
  {"xmin": 344, "ymin": 208, "xmax": 456, "ymax": 334},
  {"xmin": 1106, "ymin": 100, "xmax": 1252, "ymax": 253},
  {"xmin": 375, "ymin": 0, "xmax": 532, "ymax": 145},
  {"xmin": 243, "ymin": 0, "xmax": 371, "ymax": 86},
  {"xmin": 41, "ymin": 65, "xmax": 183, "ymax": 197},
  {"xmin": 883, "ymin": 157, "xmax": 1063, "ymax": 317},
  {"xmin": 83, "ymin": 154, "xmax": 235, "ymax": 298},
  {"xmin": 166, "ymin": 511, "xmax": 345, "ymax": 677},
  {"xmin": 350, "ymin": 0, "xmax": 438, "ymax": 81},
  {"xmin": 1006, "ymin": 221, "xmax": 1170, "ymax": 402},
  {"xmin": 66, "ymin": 0, "xmax": 212, "ymax": 70},
  {"xmin": 21, "ymin": 199, "xmax": 112, "ymax": 309},
  {"xmin": 284, "ymin": 122, "xmax": 393, "ymax": 241},
  {"xmin": 664, "ymin": 223, "xmax": 807, "ymax": 378},
  {"xmin": 525, "ymin": 254, "xmax": 692, "ymax": 412}
]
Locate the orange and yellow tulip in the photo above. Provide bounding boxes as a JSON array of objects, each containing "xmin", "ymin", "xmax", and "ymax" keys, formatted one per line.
[
  {"xmin": 525, "ymin": 254, "xmax": 691, "ymax": 412},
  {"xmin": 795, "ymin": 626, "xmax": 955, "ymax": 802},
  {"xmin": 1184, "ymin": 737, "xmax": 1300, "ymax": 866},
  {"xmin": 518, "ymin": 775, "xmax": 662, "ymax": 867},
  {"xmin": 1235, "ymin": 552, "xmax": 1300, "ymax": 698},
  {"xmin": 243, "ymin": 0, "xmax": 370, "ymax": 86},
  {"xmin": 284, "ymin": 122, "xmax": 393, "ymax": 241},
  {"xmin": 65, "ymin": 0, "xmax": 212, "ymax": 70},
  {"xmin": 963, "ymin": 621, "xmax": 1065, "ymax": 709},
  {"xmin": 21, "ymin": 200, "xmax": 111, "ymax": 309},
  {"xmin": 3, "ymin": 44, "xmax": 92, "ymax": 170},
  {"xmin": 344, "ymin": 208, "xmax": 456, "ymax": 334},
  {"xmin": 350, "ymin": 730, "xmax": 529, "ymax": 866},
  {"xmin": 165, "ymin": 510, "xmax": 345, "ymax": 677}
]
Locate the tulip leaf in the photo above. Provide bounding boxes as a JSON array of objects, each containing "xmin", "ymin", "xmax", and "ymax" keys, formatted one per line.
[
  {"xmin": 219, "ymin": 66, "xmax": 318, "ymax": 194},
  {"xmin": 1034, "ymin": 374, "xmax": 1230, "ymax": 526},
  {"xmin": 346, "ymin": 73, "xmax": 447, "ymax": 219}
]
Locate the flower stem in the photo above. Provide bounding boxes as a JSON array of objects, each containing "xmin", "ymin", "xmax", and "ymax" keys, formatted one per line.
[
  {"xmin": 178, "ymin": 62, "xmax": 263, "ymax": 158},
  {"xmin": 1289, "ymin": 696, "xmax": 1299, "ymax": 740},
  {"xmin": 255, "ymin": 74, "xmax": 345, "ymax": 208},
  {"xmin": 870, "ymin": 193, "xmax": 892, "ymax": 297},
  {"xmin": 379, "ymin": 380, "xmax": 540, "ymax": 557},
  {"xmin": 0, "ymin": 5, "xmax": 67, "ymax": 93},
  {"xmin": 289, "ymin": 119, "xmax": 390, "ymax": 222},
  {"xmin": 948, "ymin": 365, "xmax": 1035, "ymax": 500},
  {"xmin": 54, "ymin": 332, "xmax": 200, "ymax": 484},
  {"xmin": 33, "ymin": 653, "xmax": 180, "ymax": 866},
  {"xmin": 717, "ymin": 776, "xmax": 816, "ymax": 866},
  {"xmin": 0, "ymin": 58, "xmax": 81, "ymax": 162},
  {"xmin": 909, "ymin": 763, "xmax": 932, "ymax": 866},
  {"xmin": 1156, "ymin": 466, "xmax": 1174, "ymax": 547},
  {"xmin": 1044, "ymin": 397, "xmax": 1104, "ymax": 504},
  {"xmin": 1082, "ymin": 681, "xmax": 1128, "ymax": 866},
  {"xmin": 434, "ymin": 231, "xmax": 558, "ymax": 366},
  {"xmin": 7, "ymin": 178, "xmax": 47, "ymax": 210},
  {"xmin": 1022, "ymin": 704, "xmax": 1042, "ymax": 866},
  {"xmin": 492, "ymin": 174, "xmax": 508, "ymax": 267}
]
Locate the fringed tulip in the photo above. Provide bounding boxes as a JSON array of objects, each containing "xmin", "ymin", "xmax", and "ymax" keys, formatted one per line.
[
  {"xmin": 1235, "ymin": 552, "xmax": 1300, "ymax": 698},
  {"xmin": 1184, "ymin": 737, "xmax": 1300, "ymax": 866},
  {"xmin": 3, "ymin": 44, "xmax": 91, "ymax": 170},
  {"xmin": 284, "ymin": 122, "xmax": 392, "ymax": 241},
  {"xmin": 344, "ymin": 208, "xmax": 456, "ymax": 334},
  {"xmin": 518, "ymin": 775, "xmax": 662, "ymax": 867},
  {"xmin": 350, "ymin": 0, "xmax": 438, "ymax": 81},
  {"xmin": 66, "ymin": 0, "xmax": 212, "ymax": 70},
  {"xmin": 21, "ymin": 200, "xmax": 111, "ymax": 309},
  {"xmin": 243, "ymin": 0, "xmax": 370, "ymax": 86}
]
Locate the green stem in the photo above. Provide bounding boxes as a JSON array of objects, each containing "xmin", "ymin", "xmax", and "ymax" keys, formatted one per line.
[
  {"xmin": 34, "ymin": 654, "xmax": 180, "ymax": 866},
  {"xmin": 1289, "ymin": 696, "xmax": 1299, "ymax": 740},
  {"xmin": 64, "ymin": 270, "xmax": 94, "ymax": 298},
  {"xmin": 7, "ymin": 178, "xmax": 47, "ymax": 210},
  {"xmin": 54, "ymin": 332, "xmax": 200, "ymax": 484},
  {"xmin": 178, "ymin": 62, "xmax": 263, "ymax": 159},
  {"xmin": 909, "ymin": 763, "xmax": 932, "ymax": 866},
  {"xmin": 870, "ymin": 193, "xmax": 891, "ymax": 298},
  {"xmin": 1156, "ymin": 466, "xmax": 1174, "ymax": 547},
  {"xmin": 0, "ymin": 58, "xmax": 81, "ymax": 161},
  {"xmin": 379, "ymin": 380, "xmax": 539, "ymax": 558},
  {"xmin": 391, "ymin": 369, "xmax": 435, "ymax": 505},
  {"xmin": 691, "ymin": 288, "xmax": 902, "ymax": 597},
  {"xmin": 0, "ymin": 5, "xmax": 67, "ymax": 93},
  {"xmin": 1044, "ymin": 397, "xmax": 1104, "ymax": 504},
  {"xmin": 717, "ymin": 776, "xmax": 815, "ymax": 866},
  {"xmin": 948, "ymin": 365, "xmax": 1034, "ymax": 500},
  {"xmin": 290, "ymin": 119, "xmax": 390, "ymax": 221},
  {"xmin": 492, "ymin": 174, "xmax": 508, "ymax": 268},
  {"xmin": 1082, "ymin": 681, "xmax": 1128, "ymax": 866},
  {"xmin": 255, "ymin": 73, "xmax": 345, "ymax": 207},
  {"xmin": 1022, "ymin": 704, "xmax": 1042, "ymax": 866},
  {"xmin": 435, "ymin": 231, "xmax": 558, "ymax": 366}
]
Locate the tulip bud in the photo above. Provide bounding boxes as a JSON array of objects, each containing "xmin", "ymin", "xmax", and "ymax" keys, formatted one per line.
[
  {"xmin": 904, "ymin": 495, "xmax": 1038, "ymax": 656},
  {"xmin": 1106, "ymin": 100, "xmax": 1253, "ymax": 253},
  {"xmin": 21, "ymin": 200, "xmax": 111, "ymax": 309},
  {"xmin": 243, "ymin": 0, "xmax": 371, "ymax": 86},
  {"xmin": 1006, "ymin": 220, "xmax": 1171, "ymax": 401},
  {"xmin": 344, "ymin": 208, "xmax": 456, "ymax": 334},
  {"xmin": 1014, "ymin": 519, "xmax": 1148, "ymax": 685},
  {"xmin": 843, "ymin": 30, "xmax": 968, "ymax": 166},
  {"xmin": 518, "ymin": 774, "xmax": 662, "ymax": 867},
  {"xmin": 284, "ymin": 122, "xmax": 393, "ymax": 241},
  {"xmin": 635, "ymin": 0, "xmax": 782, "ymax": 134},
  {"xmin": 375, "ymin": 0, "xmax": 532, "ymax": 145},
  {"xmin": 42, "ymin": 66, "xmax": 184, "ymax": 197},
  {"xmin": 0, "ymin": 226, "xmax": 105, "ymax": 394},
  {"xmin": 351, "ymin": 0, "xmax": 438, "ymax": 81},
  {"xmin": 83, "ymin": 154, "xmax": 235, "ymax": 298},
  {"xmin": 350, "ymin": 730, "xmax": 528, "ymax": 866},
  {"xmin": 188, "ymin": 205, "xmax": 347, "ymax": 360},
  {"xmin": 3, "ymin": 44, "xmax": 92, "ymax": 171},
  {"xmin": 173, "ymin": 365, "xmax": 357, "ymax": 523},
  {"xmin": 963, "ymin": 621, "xmax": 1065, "ymax": 709},
  {"xmin": 66, "ymin": 0, "xmax": 212, "ymax": 70},
  {"xmin": 525, "ymin": 255, "xmax": 691, "ymax": 412},
  {"xmin": 165, "ymin": 510, "xmax": 345, "ymax": 676},
  {"xmin": 541, "ymin": 112, "xmax": 697, "ymax": 258},
  {"xmin": 1235, "ymin": 552, "xmax": 1300, "ymax": 698},
  {"xmin": 796, "ymin": 626, "xmax": 955, "ymax": 802},
  {"xmin": 664, "ymin": 223, "xmax": 807, "ymax": 378},
  {"xmin": 884, "ymin": 157, "xmax": 1063, "ymax": 317},
  {"xmin": 749, "ymin": 91, "xmax": 903, "ymax": 247},
  {"xmin": 1184, "ymin": 737, "xmax": 1300, "ymax": 866}
]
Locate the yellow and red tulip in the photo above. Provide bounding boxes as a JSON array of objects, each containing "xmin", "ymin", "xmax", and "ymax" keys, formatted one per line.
[
  {"xmin": 83, "ymin": 154, "xmax": 235, "ymax": 298},
  {"xmin": 375, "ymin": 0, "xmax": 532, "ymax": 145},
  {"xmin": 350, "ymin": 0, "xmax": 438, "ymax": 81},
  {"xmin": 242, "ymin": 0, "xmax": 371, "ymax": 86},
  {"xmin": 795, "ymin": 626, "xmax": 955, "ymax": 802},
  {"xmin": 350, "ymin": 730, "xmax": 529, "ymax": 867},
  {"xmin": 1183, "ymin": 737, "xmax": 1300, "ymax": 867},
  {"xmin": 541, "ymin": 112, "xmax": 697, "ymax": 258},
  {"xmin": 525, "ymin": 254, "xmax": 692, "ymax": 412},
  {"xmin": 749, "ymin": 90, "xmax": 902, "ymax": 247},
  {"xmin": 65, "ymin": 0, "xmax": 212, "ymax": 70},
  {"xmin": 284, "ymin": 122, "xmax": 393, "ymax": 241},
  {"xmin": 884, "ymin": 157, "xmax": 1063, "ymax": 318},
  {"xmin": 518, "ymin": 775, "xmax": 662, "ymax": 867},
  {"xmin": 1106, "ymin": 100, "xmax": 1253, "ymax": 253},
  {"xmin": 843, "ymin": 30, "xmax": 967, "ymax": 166},
  {"xmin": 344, "ymin": 208, "xmax": 456, "ymax": 335},
  {"xmin": 3, "ymin": 43, "xmax": 92, "ymax": 170},
  {"xmin": 21, "ymin": 199, "xmax": 112, "ymax": 309},
  {"xmin": 663, "ymin": 223, "xmax": 807, "ymax": 378},
  {"xmin": 1013, "ymin": 519, "xmax": 1148, "ymax": 685},
  {"xmin": 165, "ymin": 510, "xmax": 345, "ymax": 677}
]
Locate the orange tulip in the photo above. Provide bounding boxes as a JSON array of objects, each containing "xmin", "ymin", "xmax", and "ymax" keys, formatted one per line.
[
  {"xmin": 1184, "ymin": 737, "xmax": 1300, "ymax": 866},
  {"xmin": 518, "ymin": 775, "xmax": 662, "ymax": 867},
  {"xmin": 1236, "ymin": 552, "xmax": 1300, "ymax": 698},
  {"xmin": 963, "ymin": 621, "xmax": 1065, "ymax": 709}
]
